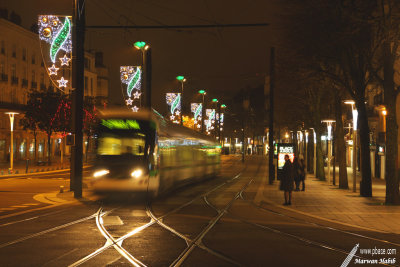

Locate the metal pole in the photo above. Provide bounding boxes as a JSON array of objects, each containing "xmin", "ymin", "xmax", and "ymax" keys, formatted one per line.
[
  {"xmin": 180, "ymin": 81, "xmax": 183, "ymax": 125},
  {"xmin": 10, "ymin": 115, "xmax": 14, "ymax": 172},
  {"xmin": 145, "ymin": 48, "xmax": 152, "ymax": 109},
  {"xmin": 313, "ymin": 130, "xmax": 317, "ymax": 176},
  {"xmin": 328, "ymin": 139, "xmax": 331, "ymax": 185},
  {"xmin": 201, "ymin": 94, "xmax": 205, "ymax": 133},
  {"xmin": 71, "ymin": 0, "xmax": 85, "ymax": 198},
  {"xmin": 353, "ymin": 129, "xmax": 357, "ymax": 192},
  {"xmin": 268, "ymin": 47, "xmax": 275, "ymax": 184}
]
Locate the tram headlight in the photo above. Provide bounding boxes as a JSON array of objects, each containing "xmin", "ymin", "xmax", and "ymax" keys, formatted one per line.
[
  {"xmin": 131, "ymin": 168, "xmax": 143, "ymax": 178},
  {"xmin": 93, "ymin": 169, "xmax": 109, "ymax": 178}
]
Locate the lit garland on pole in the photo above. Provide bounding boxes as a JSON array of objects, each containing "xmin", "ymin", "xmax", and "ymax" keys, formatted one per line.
[
  {"xmin": 166, "ymin": 93, "xmax": 181, "ymax": 124},
  {"xmin": 38, "ymin": 15, "xmax": 72, "ymax": 92},
  {"xmin": 191, "ymin": 103, "xmax": 202, "ymax": 130},
  {"xmin": 205, "ymin": 109, "xmax": 216, "ymax": 134},
  {"xmin": 219, "ymin": 113, "xmax": 224, "ymax": 131},
  {"xmin": 120, "ymin": 66, "xmax": 142, "ymax": 112}
]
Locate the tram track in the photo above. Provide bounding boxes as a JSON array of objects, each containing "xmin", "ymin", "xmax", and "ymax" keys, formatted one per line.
[
  {"xmin": 200, "ymin": 178, "xmax": 400, "ymax": 267},
  {"xmin": 69, "ymin": 158, "xmax": 247, "ymax": 267}
]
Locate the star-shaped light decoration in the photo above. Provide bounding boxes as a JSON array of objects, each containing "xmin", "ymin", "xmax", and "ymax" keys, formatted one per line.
[
  {"xmin": 48, "ymin": 64, "xmax": 59, "ymax": 75},
  {"xmin": 57, "ymin": 77, "xmax": 68, "ymax": 87},
  {"xmin": 131, "ymin": 106, "xmax": 139, "ymax": 112},
  {"xmin": 175, "ymin": 110, "xmax": 180, "ymax": 116},
  {"xmin": 125, "ymin": 98, "xmax": 133, "ymax": 105},
  {"xmin": 133, "ymin": 91, "xmax": 141, "ymax": 99},
  {"xmin": 170, "ymin": 115, "xmax": 175, "ymax": 120},
  {"xmin": 59, "ymin": 54, "xmax": 71, "ymax": 66}
]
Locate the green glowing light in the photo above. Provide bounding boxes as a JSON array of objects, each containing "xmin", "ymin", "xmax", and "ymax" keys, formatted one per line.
[
  {"xmin": 221, "ymin": 104, "xmax": 226, "ymax": 108},
  {"xmin": 101, "ymin": 119, "xmax": 140, "ymax": 130},
  {"xmin": 127, "ymin": 68, "xmax": 141, "ymax": 97},
  {"xmin": 176, "ymin": 76, "xmax": 185, "ymax": 81},
  {"xmin": 198, "ymin": 90, "xmax": 205, "ymax": 94},
  {"xmin": 212, "ymin": 98, "xmax": 218, "ymax": 102},
  {"xmin": 171, "ymin": 94, "xmax": 181, "ymax": 114},
  {"xmin": 134, "ymin": 41, "xmax": 147, "ymax": 49},
  {"xmin": 50, "ymin": 17, "xmax": 71, "ymax": 63}
]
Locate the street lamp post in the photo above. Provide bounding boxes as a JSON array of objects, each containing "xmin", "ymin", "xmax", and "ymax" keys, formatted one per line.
[
  {"xmin": 176, "ymin": 76, "xmax": 186, "ymax": 125},
  {"xmin": 310, "ymin": 128, "xmax": 317, "ymax": 176},
  {"xmin": 220, "ymin": 104, "xmax": 226, "ymax": 143},
  {"xmin": 212, "ymin": 98, "xmax": 219, "ymax": 139},
  {"xmin": 322, "ymin": 120, "xmax": 335, "ymax": 185},
  {"xmin": 134, "ymin": 41, "xmax": 151, "ymax": 109},
  {"xmin": 5, "ymin": 112, "xmax": 19, "ymax": 173},
  {"xmin": 199, "ymin": 90, "xmax": 206, "ymax": 133},
  {"xmin": 345, "ymin": 100, "xmax": 358, "ymax": 192}
]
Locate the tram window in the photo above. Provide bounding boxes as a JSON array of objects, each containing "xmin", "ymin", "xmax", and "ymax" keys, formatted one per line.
[{"xmin": 97, "ymin": 135, "xmax": 145, "ymax": 156}]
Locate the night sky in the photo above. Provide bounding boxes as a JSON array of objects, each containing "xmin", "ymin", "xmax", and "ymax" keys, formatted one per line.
[{"xmin": 1, "ymin": 0, "xmax": 284, "ymax": 114}]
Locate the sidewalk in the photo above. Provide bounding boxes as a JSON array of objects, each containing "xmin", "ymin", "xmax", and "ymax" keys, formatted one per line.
[
  {"xmin": 256, "ymin": 167, "xmax": 400, "ymax": 234},
  {"xmin": 0, "ymin": 159, "xmax": 70, "ymax": 176}
]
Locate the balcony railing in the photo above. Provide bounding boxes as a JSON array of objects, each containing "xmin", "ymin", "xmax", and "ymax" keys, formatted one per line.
[
  {"xmin": 31, "ymin": 81, "xmax": 37, "ymax": 89},
  {"xmin": 11, "ymin": 76, "xmax": 18, "ymax": 85},
  {"xmin": 22, "ymin": 78, "xmax": 28, "ymax": 87},
  {"xmin": 0, "ymin": 74, "xmax": 7, "ymax": 82}
]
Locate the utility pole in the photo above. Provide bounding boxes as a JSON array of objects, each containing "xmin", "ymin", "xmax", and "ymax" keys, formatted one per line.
[
  {"xmin": 144, "ymin": 48, "xmax": 152, "ymax": 109},
  {"xmin": 268, "ymin": 47, "xmax": 275, "ymax": 184},
  {"xmin": 70, "ymin": 0, "xmax": 85, "ymax": 198}
]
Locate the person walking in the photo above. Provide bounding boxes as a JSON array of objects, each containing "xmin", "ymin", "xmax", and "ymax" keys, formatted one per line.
[
  {"xmin": 280, "ymin": 154, "xmax": 294, "ymax": 205},
  {"xmin": 299, "ymin": 158, "xmax": 306, "ymax": 191},
  {"xmin": 293, "ymin": 157, "xmax": 301, "ymax": 191}
]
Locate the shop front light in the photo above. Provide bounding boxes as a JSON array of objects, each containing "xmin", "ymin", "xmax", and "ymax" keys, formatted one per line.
[
  {"xmin": 93, "ymin": 169, "xmax": 109, "ymax": 178},
  {"xmin": 131, "ymin": 168, "xmax": 143, "ymax": 178}
]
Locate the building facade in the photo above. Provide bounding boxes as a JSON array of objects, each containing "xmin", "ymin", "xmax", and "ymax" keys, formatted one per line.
[{"xmin": 0, "ymin": 17, "xmax": 109, "ymax": 166}]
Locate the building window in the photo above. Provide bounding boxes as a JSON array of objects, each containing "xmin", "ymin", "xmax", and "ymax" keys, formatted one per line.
[
  {"xmin": 12, "ymin": 44, "xmax": 16, "ymax": 58},
  {"xmin": 31, "ymin": 53, "xmax": 36, "ymax": 64},
  {"xmin": 84, "ymin": 58, "xmax": 90, "ymax": 70},
  {"xmin": 22, "ymin": 48, "xmax": 26, "ymax": 61},
  {"xmin": 0, "ymin": 60, "xmax": 4, "ymax": 74},
  {"xmin": 84, "ymin": 76, "xmax": 88, "ymax": 94},
  {"xmin": 90, "ymin": 78, "xmax": 93, "ymax": 96},
  {"xmin": 11, "ymin": 64, "xmax": 16, "ymax": 78},
  {"xmin": 31, "ymin": 70, "xmax": 36, "ymax": 82},
  {"xmin": 0, "ymin": 40, "xmax": 5, "ymax": 55}
]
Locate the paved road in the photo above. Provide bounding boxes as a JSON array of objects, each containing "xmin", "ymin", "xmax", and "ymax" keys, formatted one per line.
[{"xmin": 0, "ymin": 155, "xmax": 398, "ymax": 266}]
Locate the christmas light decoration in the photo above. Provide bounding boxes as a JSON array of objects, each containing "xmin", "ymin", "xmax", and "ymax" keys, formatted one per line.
[
  {"xmin": 38, "ymin": 15, "xmax": 72, "ymax": 92},
  {"xmin": 48, "ymin": 64, "xmax": 59, "ymax": 75},
  {"xmin": 206, "ymin": 109, "xmax": 216, "ymax": 132},
  {"xmin": 191, "ymin": 103, "xmax": 202, "ymax": 130},
  {"xmin": 57, "ymin": 77, "xmax": 68, "ymax": 87},
  {"xmin": 166, "ymin": 93, "xmax": 181, "ymax": 124},
  {"xmin": 120, "ymin": 66, "xmax": 142, "ymax": 112}
]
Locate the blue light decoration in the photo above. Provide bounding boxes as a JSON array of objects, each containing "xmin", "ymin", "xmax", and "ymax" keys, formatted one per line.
[
  {"xmin": 191, "ymin": 103, "xmax": 202, "ymax": 130},
  {"xmin": 166, "ymin": 93, "xmax": 181, "ymax": 124},
  {"xmin": 219, "ymin": 113, "xmax": 224, "ymax": 131},
  {"xmin": 120, "ymin": 66, "xmax": 142, "ymax": 112},
  {"xmin": 38, "ymin": 15, "xmax": 72, "ymax": 92},
  {"xmin": 205, "ymin": 109, "xmax": 216, "ymax": 134}
]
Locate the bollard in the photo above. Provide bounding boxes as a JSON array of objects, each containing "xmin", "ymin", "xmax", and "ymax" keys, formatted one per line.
[
  {"xmin": 59, "ymin": 185, "xmax": 64, "ymax": 193},
  {"xmin": 26, "ymin": 159, "xmax": 29, "ymax": 173}
]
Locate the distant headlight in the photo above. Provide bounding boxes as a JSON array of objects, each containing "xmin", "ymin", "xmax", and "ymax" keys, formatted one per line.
[
  {"xmin": 131, "ymin": 169, "xmax": 143, "ymax": 178},
  {"xmin": 93, "ymin": 169, "xmax": 109, "ymax": 178}
]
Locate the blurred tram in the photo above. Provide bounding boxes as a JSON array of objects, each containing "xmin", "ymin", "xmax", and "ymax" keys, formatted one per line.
[{"xmin": 91, "ymin": 108, "xmax": 221, "ymax": 196}]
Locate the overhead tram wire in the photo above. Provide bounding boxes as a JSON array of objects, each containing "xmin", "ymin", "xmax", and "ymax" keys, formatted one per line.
[{"xmin": 85, "ymin": 23, "xmax": 269, "ymax": 30}]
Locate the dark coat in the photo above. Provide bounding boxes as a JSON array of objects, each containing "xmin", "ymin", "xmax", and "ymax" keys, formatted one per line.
[
  {"xmin": 293, "ymin": 159, "xmax": 301, "ymax": 182},
  {"xmin": 280, "ymin": 159, "xmax": 294, "ymax": 191}
]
